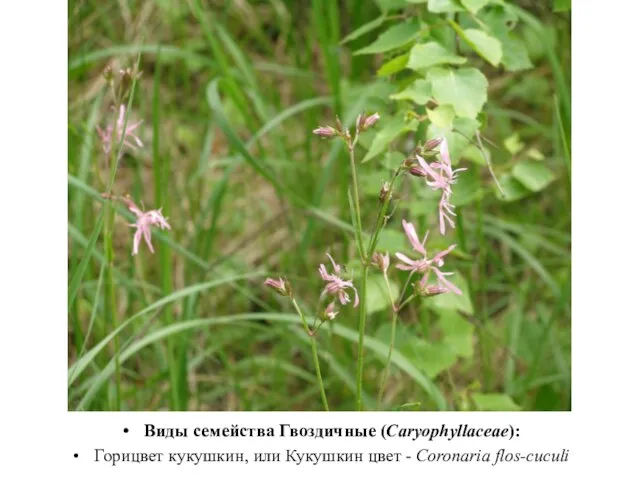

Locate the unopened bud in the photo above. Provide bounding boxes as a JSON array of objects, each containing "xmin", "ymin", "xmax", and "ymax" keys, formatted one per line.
[
  {"xmin": 371, "ymin": 252, "xmax": 390, "ymax": 273},
  {"xmin": 335, "ymin": 116, "xmax": 344, "ymax": 134},
  {"xmin": 312, "ymin": 126, "xmax": 338, "ymax": 138},
  {"xmin": 424, "ymin": 137, "xmax": 443, "ymax": 151},
  {"xmin": 103, "ymin": 65, "xmax": 114, "ymax": 84},
  {"xmin": 415, "ymin": 278, "xmax": 448, "ymax": 297},
  {"xmin": 264, "ymin": 277, "xmax": 292, "ymax": 297},
  {"xmin": 379, "ymin": 181, "xmax": 392, "ymax": 203},
  {"xmin": 357, "ymin": 112, "xmax": 380, "ymax": 132},
  {"xmin": 408, "ymin": 165, "xmax": 427, "ymax": 178}
]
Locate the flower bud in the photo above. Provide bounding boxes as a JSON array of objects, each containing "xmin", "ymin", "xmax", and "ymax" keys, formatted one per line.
[
  {"xmin": 424, "ymin": 137, "xmax": 443, "ymax": 152},
  {"xmin": 312, "ymin": 126, "xmax": 338, "ymax": 138},
  {"xmin": 264, "ymin": 277, "xmax": 292, "ymax": 297},
  {"xmin": 357, "ymin": 112, "xmax": 380, "ymax": 132},
  {"xmin": 408, "ymin": 165, "xmax": 428, "ymax": 178},
  {"xmin": 371, "ymin": 252, "xmax": 390, "ymax": 274},
  {"xmin": 335, "ymin": 116, "xmax": 344, "ymax": 134},
  {"xmin": 378, "ymin": 181, "xmax": 392, "ymax": 203},
  {"xmin": 414, "ymin": 277, "xmax": 448, "ymax": 297}
]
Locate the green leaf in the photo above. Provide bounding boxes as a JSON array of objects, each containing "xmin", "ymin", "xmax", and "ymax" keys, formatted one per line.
[
  {"xmin": 461, "ymin": 0, "xmax": 490, "ymax": 14},
  {"xmin": 429, "ymin": 271, "xmax": 474, "ymax": 314},
  {"xmin": 483, "ymin": 8, "xmax": 533, "ymax": 71},
  {"xmin": 461, "ymin": 28, "xmax": 503, "ymax": 66},
  {"xmin": 341, "ymin": 15, "xmax": 387, "ymax": 44},
  {"xmin": 407, "ymin": 42, "xmax": 466, "ymax": 71},
  {"xmin": 427, "ymin": 116, "xmax": 479, "ymax": 161},
  {"xmin": 425, "ymin": 0, "xmax": 464, "ymax": 13},
  {"xmin": 377, "ymin": 53, "xmax": 409, "ymax": 77},
  {"xmin": 496, "ymin": 174, "xmax": 529, "ymax": 202},
  {"xmin": 512, "ymin": 161, "xmax": 556, "ymax": 192},
  {"xmin": 428, "ymin": 67, "xmax": 488, "ymax": 118},
  {"xmin": 451, "ymin": 167, "xmax": 483, "ymax": 206},
  {"xmin": 438, "ymin": 309, "xmax": 474, "ymax": 358},
  {"xmin": 366, "ymin": 275, "xmax": 399, "ymax": 315},
  {"xmin": 462, "ymin": 143, "xmax": 490, "ymax": 166},
  {"xmin": 471, "ymin": 393, "xmax": 521, "ymax": 411},
  {"xmin": 403, "ymin": 339, "xmax": 458, "ymax": 378},
  {"xmin": 363, "ymin": 116, "xmax": 418, "ymax": 163},
  {"xmin": 390, "ymin": 79, "xmax": 432, "ymax": 105},
  {"xmin": 354, "ymin": 22, "xmax": 420, "ymax": 55},
  {"xmin": 427, "ymin": 104, "xmax": 456, "ymax": 129}
]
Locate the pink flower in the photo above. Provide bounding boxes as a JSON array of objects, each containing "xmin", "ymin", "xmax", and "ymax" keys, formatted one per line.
[
  {"xmin": 322, "ymin": 302, "xmax": 339, "ymax": 321},
  {"xmin": 264, "ymin": 277, "xmax": 292, "ymax": 297},
  {"xmin": 126, "ymin": 201, "xmax": 171, "ymax": 255},
  {"xmin": 318, "ymin": 253, "xmax": 359, "ymax": 307},
  {"xmin": 395, "ymin": 219, "xmax": 462, "ymax": 295},
  {"xmin": 97, "ymin": 104, "xmax": 144, "ymax": 154},
  {"xmin": 371, "ymin": 251, "xmax": 390, "ymax": 274},
  {"xmin": 411, "ymin": 138, "xmax": 466, "ymax": 235}
]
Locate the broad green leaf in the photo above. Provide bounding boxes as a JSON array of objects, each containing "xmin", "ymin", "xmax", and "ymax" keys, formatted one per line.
[
  {"xmin": 366, "ymin": 275, "xmax": 399, "ymax": 315},
  {"xmin": 501, "ymin": 36, "xmax": 533, "ymax": 71},
  {"xmin": 462, "ymin": 143, "xmax": 490, "ymax": 166},
  {"xmin": 354, "ymin": 22, "xmax": 420, "ymax": 55},
  {"xmin": 341, "ymin": 15, "xmax": 387, "ymax": 44},
  {"xmin": 461, "ymin": 28, "xmax": 503, "ymax": 66},
  {"xmin": 461, "ymin": 0, "xmax": 490, "ymax": 14},
  {"xmin": 427, "ymin": 104, "xmax": 455, "ymax": 129},
  {"xmin": 451, "ymin": 167, "xmax": 483, "ymax": 206},
  {"xmin": 427, "ymin": 116, "xmax": 479, "ymax": 161},
  {"xmin": 429, "ymin": 271, "xmax": 474, "ymax": 314},
  {"xmin": 372, "ymin": 228, "xmax": 408, "ymax": 253},
  {"xmin": 376, "ymin": 322, "xmax": 411, "ymax": 350},
  {"xmin": 407, "ymin": 42, "xmax": 466, "ymax": 71},
  {"xmin": 496, "ymin": 174, "xmax": 529, "ymax": 202},
  {"xmin": 471, "ymin": 393, "xmax": 521, "ymax": 411},
  {"xmin": 512, "ymin": 160, "xmax": 556, "ymax": 192},
  {"xmin": 363, "ymin": 116, "xmax": 418, "ymax": 162},
  {"xmin": 390, "ymin": 79, "xmax": 432, "ymax": 105},
  {"xmin": 483, "ymin": 8, "xmax": 533, "ymax": 71},
  {"xmin": 425, "ymin": 0, "xmax": 464, "ymax": 13},
  {"xmin": 438, "ymin": 309, "xmax": 474, "ymax": 358},
  {"xmin": 428, "ymin": 67, "xmax": 488, "ymax": 118},
  {"xmin": 403, "ymin": 339, "xmax": 458, "ymax": 378},
  {"xmin": 377, "ymin": 53, "xmax": 409, "ymax": 77}
]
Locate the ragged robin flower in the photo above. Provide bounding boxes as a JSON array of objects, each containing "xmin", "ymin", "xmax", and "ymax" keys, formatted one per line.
[
  {"xmin": 395, "ymin": 219, "xmax": 462, "ymax": 295},
  {"xmin": 318, "ymin": 253, "xmax": 359, "ymax": 307}
]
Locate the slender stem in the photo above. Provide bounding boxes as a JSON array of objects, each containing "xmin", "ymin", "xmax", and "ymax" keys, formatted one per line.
[
  {"xmin": 367, "ymin": 167, "xmax": 402, "ymax": 257},
  {"xmin": 348, "ymin": 134, "xmax": 365, "ymax": 259},
  {"xmin": 292, "ymin": 298, "xmax": 329, "ymax": 411},
  {"xmin": 377, "ymin": 308, "xmax": 398, "ymax": 410},
  {"xmin": 355, "ymin": 264, "xmax": 369, "ymax": 411}
]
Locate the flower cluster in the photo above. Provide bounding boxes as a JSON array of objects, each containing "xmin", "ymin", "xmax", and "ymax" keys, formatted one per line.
[
  {"xmin": 124, "ymin": 198, "xmax": 171, "ymax": 256},
  {"xmin": 96, "ymin": 104, "xmax": 144, "ymax": 155},
  {"xmin": 409, "ymin": 138, "xmax": 466, "ymax": 235}
]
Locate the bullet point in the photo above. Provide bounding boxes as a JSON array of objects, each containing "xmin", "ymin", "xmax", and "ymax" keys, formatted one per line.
[
  {"xmin": 124, "ymin": 428, "xmax": 129, "ymax": 433},
  {"xmin": 74, "ymin": 454, "xmax": 78, "ymax": 458}
]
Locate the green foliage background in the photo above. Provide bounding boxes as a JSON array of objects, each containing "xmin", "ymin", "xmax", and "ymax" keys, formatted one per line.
[{"xmin": 68, "ymin": 0, "xmax": 571, "ymax": 411}]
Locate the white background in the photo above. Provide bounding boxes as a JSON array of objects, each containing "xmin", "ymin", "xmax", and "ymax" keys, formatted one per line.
[{"xmin": 1, "ymin": 0, "xmax": 639, "ymax": 477}]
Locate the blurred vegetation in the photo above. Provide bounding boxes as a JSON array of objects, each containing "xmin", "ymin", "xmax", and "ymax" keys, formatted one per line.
[{"xmin": 68, "ymin": 0, "xmax": 571, "ymax": 411}]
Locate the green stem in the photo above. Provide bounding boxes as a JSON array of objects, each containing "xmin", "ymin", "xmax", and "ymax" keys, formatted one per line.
[
  {"xmin": 367, "ymin": 167, "xmax": 402, "ymax": 257},
  {"xmin": 348, "ymin": 135, "xmax": 365, "ymax": 259},
  {"xmin": 292, "ymin": 298, "xmax": 329, "ymax": 411},
  {"xmin": 355, "ymin": 264, "xmax": 369, "ymax": 411},
  {"xmin": 376, "ymin": 308, "xmax": 397, "ymax": 410}
]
